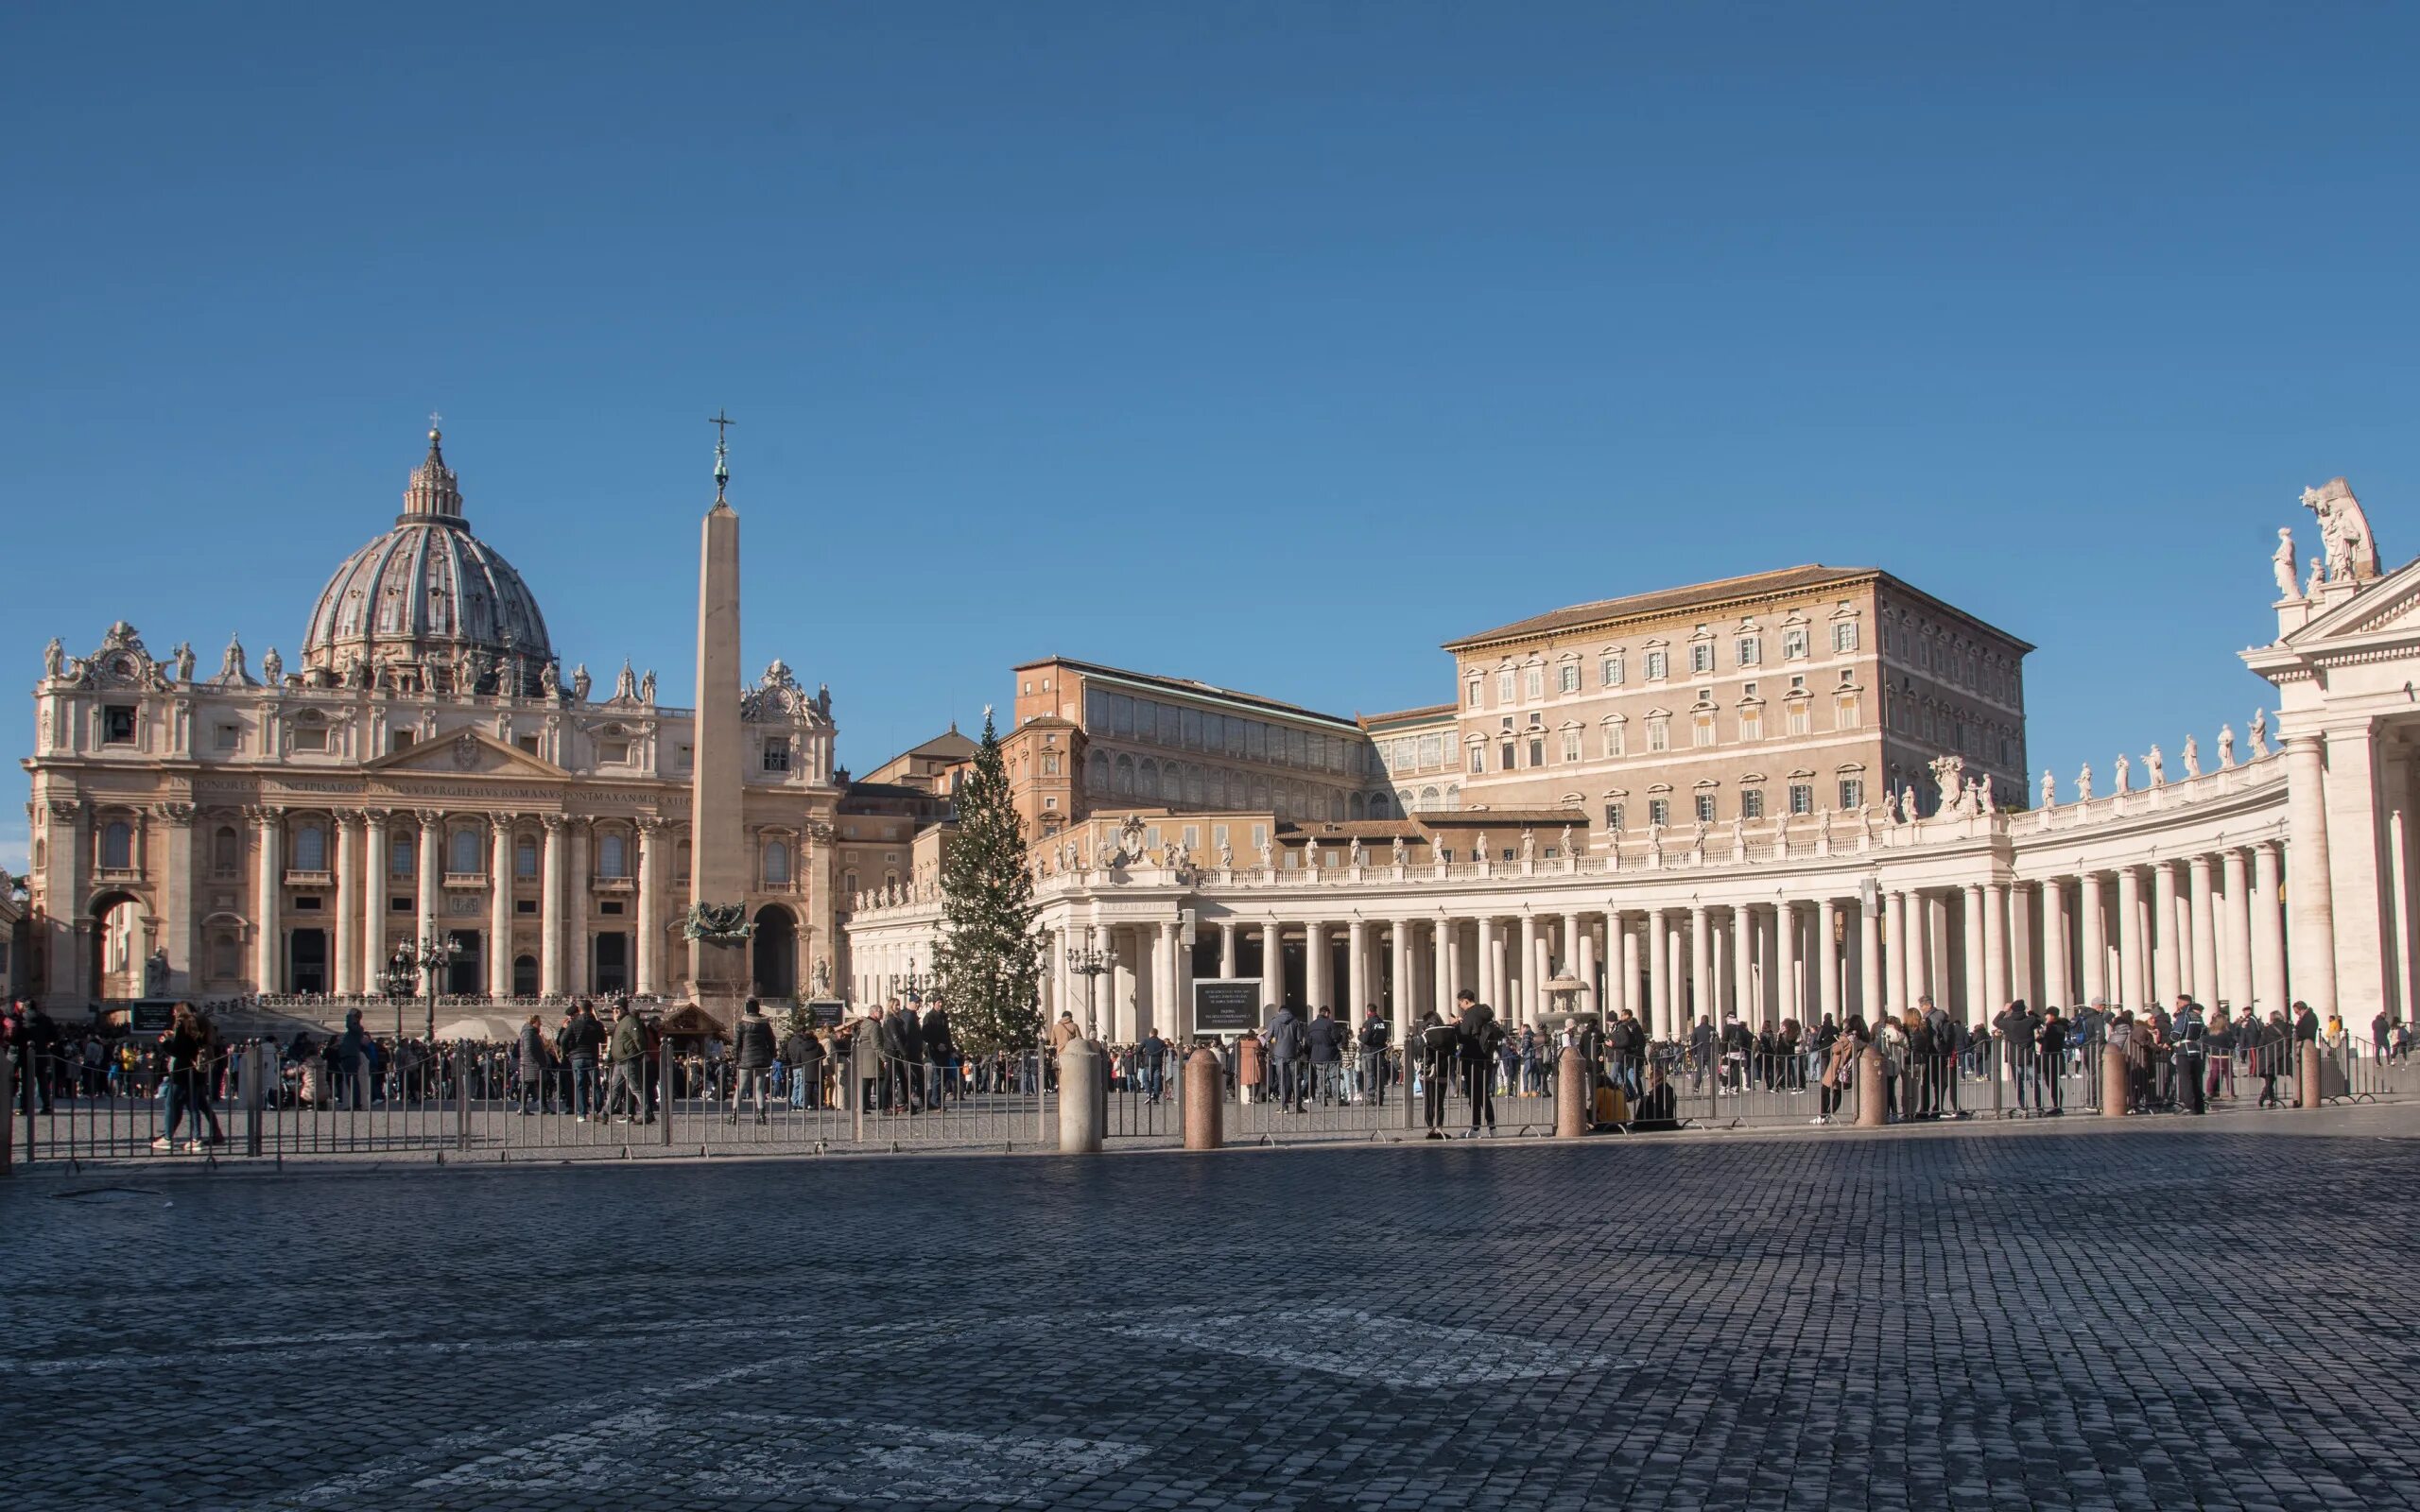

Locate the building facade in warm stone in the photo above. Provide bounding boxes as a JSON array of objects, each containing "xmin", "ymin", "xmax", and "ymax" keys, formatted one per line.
[{"xmin": 21, "ymin": 428, "xmax": 844, "ymax": 1022}]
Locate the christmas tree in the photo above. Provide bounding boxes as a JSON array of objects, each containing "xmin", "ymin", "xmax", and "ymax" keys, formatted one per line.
[{"xmin": 934, "ymin": 708, "xmax": 1044, "ymax": 1054}]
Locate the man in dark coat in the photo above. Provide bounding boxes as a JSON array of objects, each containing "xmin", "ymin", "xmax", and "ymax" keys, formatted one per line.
[
  {"xmin": 920, "ymin": 1003, "xmax": 955, "ymax": 1108},
  {"xmin": 1267, "ymin": 1005, "xmax": 1306, "ymax": 1112},
  {"xmin": 728, "ymin": 999, "xmax": 776, "ymax": 1125},
  {"xmin": 1456, "ymin": 989, "xmax": 1502, "ymax": 1136},
  {"xmin": 781, "ymin": 1019, "xmax": 824, "ymax": 1109},
  {"xmin": 1306, "ymin": 1006, "xmax": 1347, "ymax": 1105},
  {"xmin": 885, "ymin": 999, "xmax": 925, "ymax": 1112},
  {"xmin": 1357, "ymin": 1008, "xmax": 1392, "ymax": 1107},
  {"xmin": 2034, "ymin": 1008, "xmax": 2068, "ymax": 1115}
]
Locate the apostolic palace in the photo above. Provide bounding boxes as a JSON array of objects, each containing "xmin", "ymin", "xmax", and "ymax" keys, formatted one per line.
[{"xmin": 16, "ymin": 429, "xmax": 2420, "ymax": 1047}]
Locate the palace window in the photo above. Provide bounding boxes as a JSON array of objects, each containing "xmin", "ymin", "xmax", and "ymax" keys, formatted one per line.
[
  {"xmin": 1736, "ymin": 636, "xmax": 1761, "ymax": 667},
  {"xmin": 1603, "ymin": 802, "xmax": 1624, "ymax": 831},
  {"xmin": 762, "ymin": 736, "xmax": 791, "ymax": 773},
  {"xmin": 1783, "ymin": 627, "xmax": 1809, "ymax": 660},
  {"xmin": 390, "ymin": 836, "xmax": 414, "ymax": 876},
  {"xmin": 1839, "ymin": 778, "xmax": 1866, "ymax": 809},
  {"xmin": 1523, "ymin": 668, "xmax": 1544, "ymax": 701},
  {"xmin": 1600, "ymin": 655, "xmax": 1624, "ymax": 687},
  {"xmin": 1690, "ymin": 644, "xmax": 1715, "ymax": 676},
  {"xmin": 100, "ymin": 820, "xmax": 132, "ymax": 870},
  {"xmin": 1741, "ymin": 789, "xmax": 1766, "ymax": 820},
  {"xmin": 1499, "ymin": 742, "xmax": 1516, "ymax": 771},
  {"xmin": 1466, "ymin": 679, "xmax": 1482, "ymax": 709},
  {"xmin": 1837, "ymin": 694, "xmax": 1861, "ymax": 729},
  {"xmin": 213, "ymin": 826, "xmax": 239, "ymax": 877},
  {"xmin": 1789, "ymin": 783, "xmax": 1814, "ymax": 816},
  {"xmin": 1648, "ymin": 798, "xmax": 1669, "ymax": 827},
  {"xmin": 1788, "ymin": 702, "xmax": 1811, "ymax": 737},
  {"xmin": 1646, "ymin": 717, "xmax": 1670, "ymax": 753},
  {"xmin": 1739, "ymin": 709, "xmax": 1763, "ymax": 742},
  {"xmin": 1692, "ymin": 714, "xmax": 1715, "ymax": 747},
  {"xmin": 292, "ymin": 719, "xmax": 328, "ymax": 753},
  {"xmin": 1528, "ymin": 738, "xmax": 1545, "ymax": 767},
  {"xmin": 598, "ymin": 833, "xmax": 628, "ymax": 877},
  {"xmin": 1468, "ymin": 747, "xmax": 1484, "ymax": 775},
  {"xmin": 296, "ymin": 824, "xmax": 327, "ymax": 871},
  {"xmin": 1833, "ymin": 622, "xmax": 1860, "ymax": 653},
  {"xmin": 216, "ymin": 723, "xmax": 241, "ymax": 751},
  {"xmin": 1558, "ymin": 664, "xmax": 1581, "ymax": 695},
  {"xmin": 1695, "ymin": 794, "xmax": 1716, "ymax": 824},
  {"xmin": 1497, "ymin": 670, "xmax": 1515, "ymax": 705},
  {"xmin": 1645, "ymin": 650, "xmax": 1668, "ymax": 681},
  {"xmin": 764, "ymin": 839, "xmax": 790, "ymax": 886},
  {"xmin": 1602, "ymin": 721, "xmax": 1625, "ymax": 758}
]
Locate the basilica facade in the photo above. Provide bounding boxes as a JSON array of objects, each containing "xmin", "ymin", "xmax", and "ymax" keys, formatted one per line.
[{"xmin": 21, "ymin": 428, "xmax": 843, "ymax": 1020}]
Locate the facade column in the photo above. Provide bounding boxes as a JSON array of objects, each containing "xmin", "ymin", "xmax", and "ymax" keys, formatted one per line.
[
  {"xmin": 1305, "ymin": 920, "xmax": 1327, "ymax": 1012},
  {"xmin": 633, "ymin": 818, "xmax": 662, "ymax": 997},
  {"xmin": 1731, "ymin": 905, "xmax": 1756, "ymax": 1023},
  {"xmin": 1389, "ymin": 919, "xmax": 1411, "ymax": 1026},
  {"xmin": 1111, "ymin": 929, "xmax": 1136, "ymax": 1038},
  {"xmin": 333, "ymin": 810, "xmax": 360, "ymax": 996},
  {"xmin": 2393, "ymin": 812, "xmax": 2415, "ymax": 1023},
  {"xmin": 1488, "ymin": 919, "xmax": 1510, "ymax": 1016},
  {"xmin": 1688, "ymin": 906, "xmax": 1711, "ymax": 1034},
  {"xmin": 2081, "ymin": 873, "xmax": 2109, "ymax": 1007},
  {"xmin": 2007, "ymin": 884, "xmax": 2034, "ymax": 1010},
  {"xmin": 1647, "ymin": 911, "xmax": 1670, "ymax": 1040},
  {"xmin": 2187, "ymin": 854, "xmax": 2219, "ymax": 1007},
  {"xmin": 1616, "ymin": 916, "xmax": 1638, "ymax": 1025},
  {"xmin": 488, "ymin": 817, "xmax": 515, "ymax": 999},
  {"xmin": 2221, "ymin": 848, "xmax": 2254, "ymax": 1015},
  {"xmin": 1158, "ymin": 919, "xmax": 1180, "ymax": 1039},
  {"xmin": 2254, "ymin": 841, "xmax": 2289, "ymax": 1015},
  {"xmin": 1883, "ymin": 890, "xmax": 1908, "ymax": 1018},
  {"xmin": 1219, "ymin": 920, "xmax": 1238, "ymax": 978},
  {"xmin": 540, "ymin": 816, "xmax": 567, "ymax": 997},
  {"xmin": 2117, "ymin": 866, "xmax": 2145, "ymax": 1010},
  {"xmin": 1982, "ymin": 882, "xmax": 2009, "ymax": 1017},
  {"xmin": 566, "ymin": 821, "xmax": 591, "ymax": 996},
  {"xmin": 1513, "ymin": 914, "xmax": 1537, "ymax": 1025},
  {"xmin": 1433, "ymin": 919, "xmax": 1455, "ymax": 1019},
  {"xmin": 252, "ymin": 806, "xmax": 282, "ymax": 993},
  {"xmin": 362, "ymin": 809, "xmax": 389, "ymax": 986},
  {"xmin": 2039, "ymin": 880, "xmax": 2068, "ymax": 1008},
  {"xmin": 416, "ymin": 811, "xmax": 443, "ymax": 955},
  {"xmin": 2283, "ymin": 734, "xmax": 2339, "ymax": 1009},
  {"xmin": 1819, "ymin": 898, "xmax": 1841, "ymax": 1026}
]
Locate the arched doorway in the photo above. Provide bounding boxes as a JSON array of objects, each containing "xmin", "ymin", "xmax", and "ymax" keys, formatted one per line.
[
  {"xmin": 752, "ymin": 904, "xmax": 797, "ymax": 998},
  {"xmin": 89, "ymin": 889, "xmax": 146, "ymax": 1001},
  {"xmin": 512, "ymin": 954, "xmax": 539, "ymax": 997}
]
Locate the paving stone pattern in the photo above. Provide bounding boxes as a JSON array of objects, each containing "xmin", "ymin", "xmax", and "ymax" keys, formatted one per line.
[{"xmin": 6, "ymin": 1125, "xmax": 2417, "ymax": 1511}]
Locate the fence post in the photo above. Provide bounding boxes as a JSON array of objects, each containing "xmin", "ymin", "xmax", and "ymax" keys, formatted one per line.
[
  {"xmin": 457, "ymin": 1047, "xmax": 471, "ymax": 1153},
  {"xmin": 660, "ymin": 1040, "xmax": 675, "ymax": 1146},
  {"xmin": 1, "ymin": 1051, "xmax": 14, "ymax": 1175},
  {"xmin": 246, "ymin": 1043, "xmax": 266, "ymax": 1158},
  {"xmin": 1034, "ymin": 1047, "xmax": 1046, "ymax": 1147},
  {"xmin": 1991, "ymin": 1040, "xmax": 2005, "ymax": 1118}
]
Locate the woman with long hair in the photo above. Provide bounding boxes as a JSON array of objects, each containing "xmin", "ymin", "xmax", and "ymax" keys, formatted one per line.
[{"xmin": 153, "ymin": 1002, "xmax": 225, "ymax": 1152}]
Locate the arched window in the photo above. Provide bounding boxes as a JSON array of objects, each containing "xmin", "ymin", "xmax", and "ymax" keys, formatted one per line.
[
  {"xmin": 1444, "ymin": 784, "xmax": 1461, "ymax": 808},
  {"xmin": 1087, "ymin": 750, "xmax": 1111, "ymax": 794},
  {"xmin": 295, "ymin": 823, "xmax": 326, "ymax": 871},
  {"xmin": 843, "ymin": 869, "xmax": 859, "ymax": 894},
  {"xmin": 449, "ymin": 828, "xmax": 481, "ymax": 875},
  {"xmin": 213, "ymin": 826, "xmax": 239, "ymax": 875},
  {"xmin": 1419, "ymin": 785, "xmax": 1438, "ymax": 812},
  {"xmin": 1114, "ymin": 754, "xmax": 1135, "ymax": 798},
  {"xmin": 100, "ymin": 820, "xmax": 131, "ymax": 869},
  {"xmin": 1139, "ymin": 758, "xmax": 1160, "ymax": 800},
  {"xmin": 1348, "ymin": 794, "xmax": 1365, "ymax": 820},
  {"xmin": 1328, "ymin": 795, "xmax": 1346, "ymax": 822},
  {"xmin": 764, "ymin": 838, "xmax": 791, "ymax": 885},
  {"xmin": 598, "ymin": 833, "xmax": 628, "ymax": 878},
  {"xmin": 512, "ymin": 954, "xmax": 539, "ymax": 997},
  {"xmin": 515, "ymin": 835, "xmax": 539, "ymax": 877}
]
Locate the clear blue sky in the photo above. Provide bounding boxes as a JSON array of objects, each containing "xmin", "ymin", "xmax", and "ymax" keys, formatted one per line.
[{"xmin": 5, "ymin": 4, "xmax": 2415, "ymax": 868}]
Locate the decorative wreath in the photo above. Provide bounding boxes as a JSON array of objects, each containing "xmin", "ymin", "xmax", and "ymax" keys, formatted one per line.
[{"xmin": 683, "ymin": 901, "xmax": 755, "ymax": 943}]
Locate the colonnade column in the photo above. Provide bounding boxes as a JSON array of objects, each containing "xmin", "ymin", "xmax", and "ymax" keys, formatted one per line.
[
  {"xmin": 2117, "ymin": 867, "xmax": 2145, "ymax": 1010},
  {"xmin": 1858, "ymin": 897, "xmax": 1882, "ymax": 1022},
  {"xmin": 1219, "ymin": 921, "xmax": 1238, "ymax": 978},
  {"xmin": 2007, "ymin": 885, "xmax": 2034, "ymax": 1009},
  {"xmin": 2283, "ymin": 734, "xmax": 2338, "ymax": 1009},
  {"xmin": 1730, "ymin": 905, "xmax": 1755, "ymax": 1024},
  {"xmin": 2253, "ymin": 842, "xmax": 2289, "ymax": 1015},
  {"xmin": 1953, "ymin": 882, "xmax": 1977, "ymax": 1011},
  {"xmin": 333, "ymin": 810, "xmax": 360, "ymax": 996},
  {"xmin": 2081, "ymin": 873, "xmax": 2109, "ymax": 1007},
  {"xmin": 1818, "ymin": 899, "xmax": 1841, "ymax": 1026},
  {"xmin": 1432, "ymin": 919, "xmax": 1454, "ymax": 1022},
  {"xmin": 1573, "ymin": 913, "xmax": 1598, "ymax": 1020},
  {"xmin": 2039, "ymin": 880, "xmax": 2067, "ymax": 1008},
  {"xmin": 1982, "ymin": 882, "xmax": 2009, "ymax": 1016},
  {"xmin": 1882, "ymin": 890, "xmax": 1907, "ymax": 1019},
  {"xmin": 2151, "ymin": 861, "xmax": 2181, "ymax": 1006},
  {"xmin": 566, "ymin": 821, "xmax": 591, "ymax": 996},
  {"xmin": 1647, "ymin": 911, "xmax": 1670, "ymax": 1040},
  {"xmin": 362, "ymin": 809, "xmax": 389, "ymax": 984},
  {"xmin": 540, "ymin": 816, "xmax": 566, "ymax": 997},
  {"xmin": 1515, "ymin": 915, "xmax": 1537, "ymax": 1024},
  {"xmin": 1772, "ymin": 902, "xmax": 1797, "ymax": 1027},
  {"xmin": 2221, "ymin": 848, "xmax": 2254, "ymax": 1014},
  {"xmin": 1158, "ymin": 919, "xmax": 1180, "ymax": 1039},
  {"xmin": 1305, "ymin": 920, "xmax": 1328, "ymax": 1013},
  {"xmin": 2187, "ymin": 855, "xmax": 2218, "ymax": 1007},
  {"xmin": 1346, "ymin": 919, "xmax": 1368, "ymax": 1021},
  {"xmin": 1616, "ymin": 916, "xmax": 1637, "ymax": 1025},
  {"xmin": 416, "ymin": 811, "xmax": 443, "ymax": 952},
  {"xmin": 1688, "ymin": 906, "xmax": 1712, "ymax": 1034},
  {"xmin": 252, "ymin": 806, "xmax": 282, "ymax": 993}
]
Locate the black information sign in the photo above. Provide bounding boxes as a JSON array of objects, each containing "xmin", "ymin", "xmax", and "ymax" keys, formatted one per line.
[
  {"xmin": 126, "ymin": 1001, "xmax": 176, "ymax": 1034},
  {"xmin": 1193, "ymin": 979, "xmax": 1264, "ymax": 1036},
  {"xmin": 806, "ymin": 998, "xmax": 847, "ymax": 1027}
]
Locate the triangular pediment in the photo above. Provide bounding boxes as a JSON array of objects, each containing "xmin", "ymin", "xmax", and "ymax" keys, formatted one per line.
[
  {"xmin": 366, "ymin": 729, "xmax": 568, "ymax": 780},
  {"xmin": 2279, "ymin": 553, "xmax": 2420, "ymax": 647}
]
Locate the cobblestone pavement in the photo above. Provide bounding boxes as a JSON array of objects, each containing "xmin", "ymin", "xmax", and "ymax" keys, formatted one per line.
[{"xmin": 7, "ymin": 1116, "xmax": 2417, "ymax": 1511}]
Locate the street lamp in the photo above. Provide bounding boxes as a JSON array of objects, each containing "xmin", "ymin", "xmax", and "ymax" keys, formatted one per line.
[
  {"xmin": 387, "ymin": 920, "xmax": 462, "ymax": 1042},
  {"xmin": 1068, "ymin": 941, "xmax": 1111, "ymax": 1040},
  {"xmin": 901, "ymin": 957, "xmax": 934, "ymax": 1001}
]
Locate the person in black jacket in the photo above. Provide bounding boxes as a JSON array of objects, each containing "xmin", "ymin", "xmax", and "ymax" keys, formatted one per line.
[
  {"xmin": 728, "ymin": 999, "xmax": 776, "ymax": 1125},
  {"xmin": 1416, "ymin": 1008, "xmax": 1457, "ymax": 1138},
  {"xmin": 1306, "ymin": 1006, "xmax": 1347, "ymax": 1105},
  {"xmin": 920, "ymin": 1003, "xmax": 955, "ymax": 1108},
  {"xmin": 1357, "ymin": 1009, "xmax": 1391, "ymax": 1108},
  {"xmin": 2035, "ymin": 1008, "xmax": 2067, "ymax": 1115},
  {"xmin": 886, "ymin": 999, "xmax": 925, "ymax": 1112},
  {"xmin": 782, "ymin": 1021, "xmax": 824, "ymax": 1109},
  {"xmin": 1456, "ymin": 990, "xmax": 1502, "ymax": 1136}
]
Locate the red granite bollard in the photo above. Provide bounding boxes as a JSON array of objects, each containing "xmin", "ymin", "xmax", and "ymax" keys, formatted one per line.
[
  {"xmin": 2102, "ymin": 1043, "xmax": 2129, "ymax": 1117},
  {"xmin": 1857, "ymin": 1046, "xmax": 1886, "ymax": 1126},
  {"xmin": 1555, "ymin": 1046, "xmax": 1589, "ymax": 1138},
  {"xmin": 1184, "ymin": 1047, "xmax": 1223, "ymax": 1150},
  {"xmin": 2300, "ymin": 1041, "xmax": 2323, "ymax": 1109}
]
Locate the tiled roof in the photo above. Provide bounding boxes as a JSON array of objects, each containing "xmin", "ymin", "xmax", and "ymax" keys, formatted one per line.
[
  {"xmin": 1358, "ymin": 702, "xmax": 1458, "ymax": 729},
  {"xmin": 1442, "ymin": 566, "xmax": 1875, "ymax": 651},
  {"xmin": 1013, "ymin": 655, "xmax": 1359, "ymax": 730}
]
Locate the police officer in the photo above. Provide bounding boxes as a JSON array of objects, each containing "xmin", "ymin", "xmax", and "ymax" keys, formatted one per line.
[{"xmin": 2172, "ymin": 994, "xmax": 2208, "ymax": 1115}]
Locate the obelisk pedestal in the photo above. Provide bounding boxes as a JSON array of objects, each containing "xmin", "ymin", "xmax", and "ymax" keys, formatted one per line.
[{"xmin": 686, "ymin": 486, "xmax": 751, "ymax": 1025}]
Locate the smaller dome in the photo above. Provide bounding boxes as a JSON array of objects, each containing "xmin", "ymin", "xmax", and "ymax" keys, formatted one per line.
[{"xmin": 300, "ymin": 429, "xmax": 554, "ymax": 695}]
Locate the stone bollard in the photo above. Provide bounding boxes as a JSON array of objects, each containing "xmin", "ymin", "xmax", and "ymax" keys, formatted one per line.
[
  {"xmin": 1857, "ymin": 1046, "xmax": 1887, "ymax": 1126},
  {"xmin": 2102, "ymin": 1043, "xmax": 2129, "ymax": 1116},
  {"xmin": 1184, "ymin": 1047, "xmax": 1223, "ymax": 1150},
  {"xmin": 1555, "ymin": 1046, "xmax": 1590, "ymax": 1138},
  {"xmin": 1, "ymin": 1052, "xmax": 13, "ymax": 1176},
  {"xmin": 1058, "ymin": 1040, "xmax": 1104, "ymax": 1154},
  {"xmin": 2300, "ymin": 1041, "xmax": 2323, "ymax": 1109}
]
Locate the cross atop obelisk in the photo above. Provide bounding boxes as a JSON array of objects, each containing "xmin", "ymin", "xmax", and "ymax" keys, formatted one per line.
[{"xmin": 709, "ymin": 409, "xmax": 735, "ymax": 502}]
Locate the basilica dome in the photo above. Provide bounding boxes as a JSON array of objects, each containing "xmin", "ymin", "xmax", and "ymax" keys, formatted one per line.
[{"xmin": 301, "ymin": 428, "xmax": 555, "ymax": 696}]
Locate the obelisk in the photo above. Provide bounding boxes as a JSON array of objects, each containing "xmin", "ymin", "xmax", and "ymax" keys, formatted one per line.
[{"xmin": 687, "ymin": 412, "xmax": 751, "ymax": 1022}]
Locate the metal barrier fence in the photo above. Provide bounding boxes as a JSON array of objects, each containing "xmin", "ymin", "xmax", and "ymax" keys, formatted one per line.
[{"xmin": 5, "ymin": 1042, "xmax": 1062, "ymax": 1166}]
